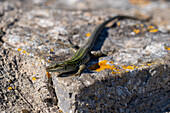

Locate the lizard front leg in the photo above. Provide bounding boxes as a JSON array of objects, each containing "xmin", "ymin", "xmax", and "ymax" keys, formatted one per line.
[{"xmin": 71, "ymin": 64, "xmax": 86, "ymax": 76}]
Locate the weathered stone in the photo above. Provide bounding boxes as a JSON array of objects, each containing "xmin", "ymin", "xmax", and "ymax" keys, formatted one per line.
[
  {"xmin": 0, "ymin": 0, "xmax": 170, "ymax": 112},
  {"xmin": 53, "ymin": 64, "xmax": 169, "ymax": 112}
]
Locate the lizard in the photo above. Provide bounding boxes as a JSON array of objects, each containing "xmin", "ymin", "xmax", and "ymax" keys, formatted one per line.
[{"xmin": 46, "ymin": 15, "xmax": 149, "ymax": 76}]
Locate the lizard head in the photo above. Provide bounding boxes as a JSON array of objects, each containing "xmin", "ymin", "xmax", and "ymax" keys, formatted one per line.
[{"xmin": 46, "ymin": 61, "xmax": 77, "ymax": 73}]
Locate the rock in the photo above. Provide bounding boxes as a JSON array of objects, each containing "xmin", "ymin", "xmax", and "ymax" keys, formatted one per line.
[{"xmin": 0, "ymin": 0, "xmax": 170, "ymax": 112}]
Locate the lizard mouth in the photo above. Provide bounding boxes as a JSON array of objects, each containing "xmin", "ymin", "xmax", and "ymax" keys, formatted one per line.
[
  {"xmin": 46, "ymin": 65, "xmax": 57, "ymax": 72},
  {"xmin": 46, "ymin": 64, "xmax": 65, "ymax": 72}
]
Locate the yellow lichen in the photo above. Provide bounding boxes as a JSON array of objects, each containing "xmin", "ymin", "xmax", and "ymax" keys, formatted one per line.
[
  {"xmin": 94, "ymin": 60, "xmax": 115, "ymax": 72},
  {"xmin": 133, "ymin": 29, "xmax": 140, "ymax": 34},
  {"xmin": 51, "ymin": 48, "xmax": 54, "ymax": 52},
  {"xmin": 59, "ymin": 110, "xmax": 62, "ymax": 113},
  {"xmin": 116, "ymin": 72, "xmax": 121, "ymax": 74},
  {"xmin": 125, "ymin": 70, "xmax": 129, "ymax": 73},
  {"xmin": 147, "ymin": 63, "xmax": 151, "ymax": 66},
  {"xmin": 18, "ymin": 48, "xmax": 22, "ymax": 51},
  {"xmin": 86, "ymin": 33, "xmax": 91, "ymax": 37},
  {"xmin": 27, "ymin": 53, "xmax": 29, "ymax": 55},
  {"xmin": 140, "ymin": 24, "xmax": 144, "ymax": 27},
  {"xmin": 89, "ymin": 60, "xmax": 120, "ymax": 74},
  {"xmin": 129, "ymin": 0, "xmax": 150, "ymax": 5},
  {"xmin": 46, "ymin": 72, "xmax": 51, "ymax": 78},
  {"xmin": 147, "ymin": 25, "xmax": 154, "ymax": 29},
  {"xmin": 122, "ymin": 65, "xmax": 135, "ymax": 70},
  {"xmin": 94, "ymin": 97, "xmax": 98, "ymax": 100},
  {"xmin": 23, "ymin": 50, "xmax": 26, "ymax": 53},
  {"xmin": 149, "ymin": 29, "xmax": 158, "ymax": 33},
  {"xmin": 111, "ymin": 71, "xmax": 116, "ymax": 74},
  {"xmin": 8, "ymin": 87, "xmax": 12, "ymax": 90},
  {"xmin": 41, "ymin": 51, "xmax": 45, "ymax": 54},
  {"xmin": 117, "ymin": 22, "xmax": 121, "ymax": 26},
  {"xmin": 32, "ymin": 77, "xmax": 36, "ymax": 81},
  {"xmin": 164, "ymin": 47, "xmax": 170, "ymax": 50}
]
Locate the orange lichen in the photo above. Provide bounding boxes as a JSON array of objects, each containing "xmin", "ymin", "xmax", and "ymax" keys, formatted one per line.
[
  {"xmin": 164, "ymin": 47, "xmax": 170, "ymax": 50},
  {"xmin": 27, "ymin": 53, "xmax": 29, "ymax": 55},
  {"xmin": 89, "ymin": 60, "xmax": 155, "ymax": 75},
  {"xmin": 117, "ymin": 72, "xmax": 121, "ymax": 74},
  {"xmin": 117, "ymin": 22, "xmax": 121, "ymax": 26},
  {"xmin": 41, "ymin": 51, "xmax": 45, "ymax": 54},
  {"xmin": 125, "ymin": 70, "xmax": 129, "ymax": 73},
  {"xmin": 129, "ymin": 0, "xmax": 150, "ymax": 6},
  {"xmin": 147, "ymin": 63, "xmax": 151, "ymax": 66},
  {"xmin": 147, "ymin": 25, "xmax": 154, "ymax": 29},
  {"xmin": 46, "ymin": 72, "xmax": 51, "ymax": 78},
  {"xmin": 32, "ymin": 77, "xmax": 36, "ymax": 81},
  {"xmin": 140, "ymin": 24, "xmax": 144, "ymax": 27},
  {"xmin": 133, "ymin": 29, "xmax": 140, "ymax": 34},
  {"xmin": 18, "ymin": 48, "xmax": 22, "ymax": 51},
  {"xmin": 149, "ymin": 29, "xmax": 158, "ymax": 33},
  {"xmin": 50, "ymin": 48, "xmax": 54, "ymax": 52},
  {"xmin": 93, "ymin": 60, "xmax": 116, "ymax": 72},
  {"xmin": 23, "ymin": 50, "xmax": 26, "ymax": 53},
  {"xmin": 88, "ymin": 60, "xmax": 120, "ymax": 74},
  {"xmin": 111, "ymin": 70, "xmax": 121, "ymax": 74},
  {"xmin": 8, "ymin": 87, "xmax": 12, "ymax": 90},
  {"xmin": 94, "ymin": 97, "xmax": 98, "ymax": 100},
  {"xmin": 138, "ymin": 64, "xmax": 144, "ymax": 68},
  {"xmin": 111, "ymin": 71, "xmax": 116, "ymax": 74},
  {"xmin": 122, "ymin": 65, "xmax": 135, "ymax": 70},
  {"xmin": 86, "ymin": 33, "xmax": 91, "ymax": 37}
]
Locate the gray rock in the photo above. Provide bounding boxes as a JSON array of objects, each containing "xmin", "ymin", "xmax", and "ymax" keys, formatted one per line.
[{"xmin": 0, "ymin": 0, "xmax": 170, "ymax": 112}]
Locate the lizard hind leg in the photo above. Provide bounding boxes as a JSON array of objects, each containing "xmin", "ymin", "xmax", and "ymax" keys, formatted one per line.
[
  {"xmin": 90, "ymin": 49, "xmax": 116, "ymax": 57},
  {"xmin": 68, "ymin": 39, "xmax": 79, "ymax": 49},
  {"xmin": 67, "ymin": 39, "xmax": 80, "ymax": 53},
  {"xmin": 90, "ymin": 50, "xmax": 107, "ymax": 57}
]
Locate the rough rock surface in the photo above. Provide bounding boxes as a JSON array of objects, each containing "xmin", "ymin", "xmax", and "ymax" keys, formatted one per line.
[{"xmin": 0, "ymin": 0, "xmax": 170, "ymax": 112}]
